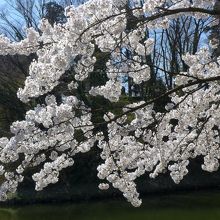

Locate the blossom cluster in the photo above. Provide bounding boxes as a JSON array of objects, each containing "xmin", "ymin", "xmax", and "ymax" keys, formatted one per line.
[
  {"xmin": 0, "ymin": 95, "xmax": 94, "ymax": 200},
  {"xmin": 0, "ymin": 0, "xmax": 219, "ymax": 207}
]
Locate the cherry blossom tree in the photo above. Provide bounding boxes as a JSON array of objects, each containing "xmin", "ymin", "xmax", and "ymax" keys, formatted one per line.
[{"xmin": 0, "ymin": 0, "xmax": 220, "ymax": 207}]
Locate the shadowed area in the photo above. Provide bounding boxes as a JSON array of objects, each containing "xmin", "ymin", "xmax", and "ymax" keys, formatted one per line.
[{"xmin": 1, "ymin": 190, "xmax": 220, "ymax": 220}]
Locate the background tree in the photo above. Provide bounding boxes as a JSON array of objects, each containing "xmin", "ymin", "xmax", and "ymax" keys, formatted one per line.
[{"xmin": 42, "ymin": 1, "xmax": 66, "ymax": 25}]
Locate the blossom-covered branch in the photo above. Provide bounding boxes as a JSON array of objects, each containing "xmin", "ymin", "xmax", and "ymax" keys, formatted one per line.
[{"xmin": 0, "ymin": 0, "xmax": 219, "ymax": 207}]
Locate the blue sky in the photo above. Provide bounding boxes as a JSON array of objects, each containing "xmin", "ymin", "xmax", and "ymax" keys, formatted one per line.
[{"xmin": 0, "ymin": 0, "xmax": 6, "ymax": 8}]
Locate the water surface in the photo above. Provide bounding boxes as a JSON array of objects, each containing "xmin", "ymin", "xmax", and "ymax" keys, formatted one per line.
[{"xmin": 1, "ymin": 190, "xmax": 220, "ymax": 220}]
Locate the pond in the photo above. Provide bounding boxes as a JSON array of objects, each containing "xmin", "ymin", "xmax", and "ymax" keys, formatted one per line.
[{"xmin": 1, "ymin": 190, "xmax": 220, "ymax": 220}]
